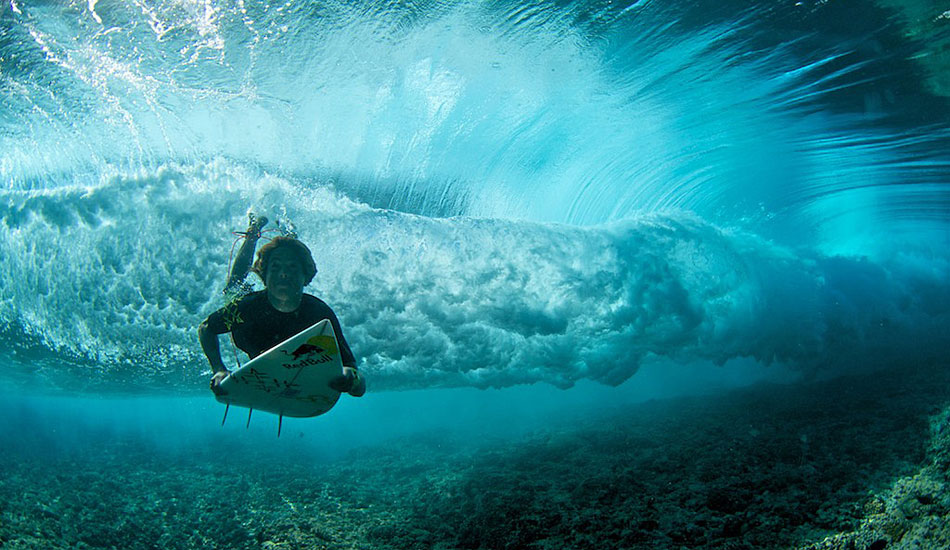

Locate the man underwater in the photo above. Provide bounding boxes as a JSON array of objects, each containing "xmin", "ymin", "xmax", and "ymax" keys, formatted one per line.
[{"xmin": 198, "ymin": 215, "xmax": 365, "ymax": 397}]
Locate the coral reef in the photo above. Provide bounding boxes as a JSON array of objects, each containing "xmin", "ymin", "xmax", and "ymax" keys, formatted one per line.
[
  {"xmin": 800, "ymin": 403, "xmax": 950, "ymax": 550},
  {"xmin": 0, "ymin": 363, "xmax": 948, "ymax": 550}
]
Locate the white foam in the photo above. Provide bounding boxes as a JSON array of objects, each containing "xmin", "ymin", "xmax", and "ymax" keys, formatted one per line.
[{"xmin": 1, "ymin": 163, "xmax": 946, "ymax": 391}]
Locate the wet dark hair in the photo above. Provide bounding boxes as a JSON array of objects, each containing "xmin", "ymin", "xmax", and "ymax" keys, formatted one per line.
[{"xmin": 252, "ymin": 237, "xmax": 318, "ymax": 285}]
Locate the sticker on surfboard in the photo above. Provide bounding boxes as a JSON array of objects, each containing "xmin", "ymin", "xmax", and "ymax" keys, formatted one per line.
[{"xmin": 215, "ymin": 319, "xmax": 344, "ymax": 418}]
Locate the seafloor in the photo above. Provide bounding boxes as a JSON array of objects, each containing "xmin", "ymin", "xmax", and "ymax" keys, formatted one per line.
[{"xmin": 2, "ymin": 362, "xmax": 949, "ymax": 550}]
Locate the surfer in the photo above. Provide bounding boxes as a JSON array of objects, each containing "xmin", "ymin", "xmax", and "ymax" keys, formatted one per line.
[{"xmin": 198, "ymin": 215, "xmax": 365, "ymax": 397}]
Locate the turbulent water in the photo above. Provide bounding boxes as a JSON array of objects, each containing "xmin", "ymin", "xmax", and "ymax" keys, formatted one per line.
[
  {"xmin": 3, "ymin": 1, "xmax": 950, "ymax": 549},
  {"xmin": 2, "ymin": 0, "xmax": 948, "ymax": 395}
]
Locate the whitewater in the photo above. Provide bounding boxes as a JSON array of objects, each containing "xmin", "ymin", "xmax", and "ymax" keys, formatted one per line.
[
  {"xmin": 2, "ymin": 0, "xmax": 947, "ymax": 395},
  {"xmin": 3, "ymin": 163, "xmax": 948, "ymax": 393}
]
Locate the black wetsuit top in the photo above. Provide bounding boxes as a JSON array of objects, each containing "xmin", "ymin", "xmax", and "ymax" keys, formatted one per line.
[{"xmin": 203, "ymin": 291, "xmax": 356, "ymax": 367}]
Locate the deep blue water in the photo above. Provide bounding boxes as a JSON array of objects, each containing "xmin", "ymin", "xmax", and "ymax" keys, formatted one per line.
[{"xmin": 1, "ymin": 0, "xmax": 950, "ymax": 524}]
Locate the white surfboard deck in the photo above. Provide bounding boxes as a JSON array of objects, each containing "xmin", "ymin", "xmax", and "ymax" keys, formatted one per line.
[{"xmin": 215, "ymin": 319, "xmax": 343, "ymax": 418}]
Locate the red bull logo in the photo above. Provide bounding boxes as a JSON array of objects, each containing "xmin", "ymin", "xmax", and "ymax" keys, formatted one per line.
[{"xmin": 280, "ymin": 334, "xmax": 338, "ymax": 369}]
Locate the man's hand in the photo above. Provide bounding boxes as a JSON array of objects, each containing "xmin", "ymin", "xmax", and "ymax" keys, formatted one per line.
[
  {"xmin": 210, "ymin": 370, "xmax": 230, "ymax": 395},
  {"xmin": 329, "ymin": 367, "xmax": 360, "ymax": 393}
]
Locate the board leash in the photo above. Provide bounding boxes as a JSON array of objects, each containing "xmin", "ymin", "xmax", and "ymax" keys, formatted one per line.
[
  {"xmin": 222, "ymin": 221, "xmax": 280, "ymax": 371},
  {"xmin": 220, "ymin": 213, "xmax": 299, "ymax": 435}
]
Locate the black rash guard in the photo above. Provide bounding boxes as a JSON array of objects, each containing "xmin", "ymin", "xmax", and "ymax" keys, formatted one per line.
[{"xmin": 203, "ymin": 291, "xmax": 356, "ymax": 367}]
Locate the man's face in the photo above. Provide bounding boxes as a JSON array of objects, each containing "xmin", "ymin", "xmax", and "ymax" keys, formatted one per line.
[{"xmin": 265, "ymin": 247, "xmax": 306, "ymax": 299}]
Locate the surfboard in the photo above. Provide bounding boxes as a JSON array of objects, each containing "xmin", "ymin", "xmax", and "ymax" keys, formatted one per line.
[{"xmin": 215, "ymin": 319, "xmax": 344, "ymax": 418}]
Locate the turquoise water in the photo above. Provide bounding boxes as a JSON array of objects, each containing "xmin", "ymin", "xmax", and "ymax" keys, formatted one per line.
[{"xmin": 2, "ymin": 0, "xmax": 949, "ymax": 548}]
